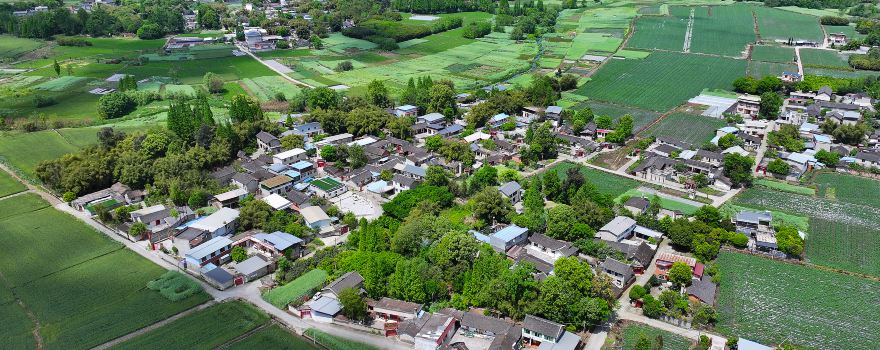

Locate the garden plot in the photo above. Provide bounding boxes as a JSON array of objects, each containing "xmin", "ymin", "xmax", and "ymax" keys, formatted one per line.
[
  {"xmin": 619, "ymin": 322, "xmax": 692, "ymax": 350},
  {"xmin": 807, "ymin": 218, "xmax": 880, "ymax": 277},
  {"xmin": 0, "ymin": 170, "xmax": 26, "ymax": 198},
  {"xmin": 228, "ymin": 324, "xmax": 319, "ymax": 350},
  {"xmin": 716, "ymin": 252, "xmax": 880, "ymax": 350},
  {"xmin": 0, "ymin": 35, "xmax": 44, "ymax": 59},
  {"xmin": 799, "ymin": 48, "xmax": 849, "ymax": 69},
  {"xmin": 748, "ymin": 61, "xmax": 797, "ymax": 79},
  {"xmin": 241, "ymin": 76, "xmax": 303, "ymax": 101},
  {"xmin": 565, "ymin": 33, "xmax": 623, "ymax": 59},
  {"xmin": 644, "ymin": 112, "xmax": 727, "ymax": 145},
  {"xmin": 318, "ymin": 33, "xmax": 378, "ymax": 54},
  {"xmin": 163, "ymin": 84, "xmax": 197, "ymax": 97},
  {"xmin": 803, "ymin": 67, "xmax": 879, "ymax": 79},
  {"xmin": 0, "ymin": 75, "xmax": 43, "ymax": 88},
  {"xmin": 263, "ymin": 269, "xmax": 328, "ymax": 308},
  {"xmin": 575, "ymin": 51, "xmax": 746, "ymax": 111}
]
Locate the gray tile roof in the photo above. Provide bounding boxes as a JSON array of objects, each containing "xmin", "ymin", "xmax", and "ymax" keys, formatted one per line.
[
  {"xmin": 498, "ymin": 181, "xmax": 522, "ymax": 197},
  {"xmin": 523, "ymin": 314, "xmax": 564, "ymax": 340},
  {"xmin": 323, "ymin": 271, "xmax": 363, "ymax": 296},
  {"xmin": 460, "ymin": 312, "xmax": 513, "ymax": 335},
  {"xmin": 687, "ymin": 275, "xmax": 717, "ymax": 304}
]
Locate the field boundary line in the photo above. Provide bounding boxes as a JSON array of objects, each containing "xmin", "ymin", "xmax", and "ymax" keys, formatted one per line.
[
  {"xmin": 215, "ymin": 322, "xmax": 274, "ymax": 349},
  {"xmin": 683, "ymin": 8, "xmax": 694, "ymax": 53},
  {"xmin": 90, "ymin": 300, "xmax": 217, "ymax": 350},
  {"xmin": 0, "ymin": 268, "xmax": 43, "ymax": 349},
  {"xmin": 0, "ymin": 189, "xmax": 39, "ymax": 203}
]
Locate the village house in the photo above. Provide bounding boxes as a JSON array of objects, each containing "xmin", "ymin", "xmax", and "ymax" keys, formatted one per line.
[
  {"xmin": 687, "ymin": 275, "xmax": 718, "ymax": 304},
  {"xmin": 736, "ymin": 94, "xmax": 761, "ymax": 118},
  {"xmin": 310, "ymin": 177, "xmax": 347, "ymax": 198},
  {"xmin": 601, "ymin": 257, "xmax": 635, "ymax": 289},
  {"xmin": 300, "ymin": 206, "xmax": 332, "ymax": 231},
  {"xmin": 273, "ymin": 148, "xmax": 307, "ymax": 165},
  {"xmin": 394, "ymin": 105, "xmax": 419, "ymax": 117},
  {"xmin": 780, "ymin": 71, "xmax": 802, "ymax": 83},
  {"xmin": 522, "ymin": 315, "xmax": 580, "ymax": 350},
  {"xmin": 373, "ymin": 297, "xmax": 422, "ymax": 322},
  {"xmin": 184, "ymin": 235, "xmax": 234, "ymax": 267},
  {"xmin": 597, "ymin": 216, "xmax": 663, "ymax": 244},
  {"xmin": 188, "ymin": 207, "xmax": 240, "ymax": 238},
  {"xmin": 256, "ymin": 131, "xmax": 282, "ymax": 154},
  {"xmin": 623, "ymin": 197, "xmax": 650, "ymax": 215},
  {"xmin": 307, "ymin": 271, "xmax": 364, "ymax": 323},
  {"xmin": 472, "ymin": 224, "xmax": 530, "ymax": 254},
  {"xmin": 260, "ymin": 175, "xmax": 294, "ymax": 196},
  {"xmin": 288, "ymin": 122, "xmax": 323, "ymax": 138},
  {"xmin": 498, "ymin": 181, "xmax": 523, "ymax": 204},
  {"xmin": 237, "ymin": 231, "xmax": 303, "ymax": 259},
  {"xmin": 525, "ymin": 233, "xmax": 578, "ymax": 264},
  {"xmin": 211, "ymin": 187, "xmax": 249, "ymax": 208},
  {"xmin": 314, "ymin": 133, "xmax": 354, "ymax": 148},
  {"xmin": 829, "ymin": 32, "xmax": 847, "ymax": 46},
  {"xmin": 655, "ymin": 252, "xmax": 703, "ymax": 280}
]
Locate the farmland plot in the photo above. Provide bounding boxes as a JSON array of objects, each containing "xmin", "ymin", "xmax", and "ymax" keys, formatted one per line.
[
  {"xmin": 716, "ymin": 252, "xmax": 880, "ymax": 350},
  {"xmin": 643, "ymin": 112, "xmax": 727, "ymax": 145},
  {"xmin": 241, "ymin": 76, "xmax": 303, "ymax": 101},
  {"xmin": 733, "ymin": 187, "xmax": 880, "ymax": 228},
  {"xmin": 750, "ymin": 46, "xmax": 795, "ymax": 63},
  {"xmin": 807, "ymin": 218, "xmax": 880, "ymax": 277},
  {"xmin": 813, "ymin": 172, "xmax": 880, "ymax": 207},
  {"xmin": 799, "ymin": 48, "xmax": 849, "ymax": 69},
  {"xmin": 228, "ymin": 324, "xmax": 320, "ymax": 350},
  {"xmin": 755, "ymin": 6, "xmax": 824, "ymax": 42},
  {"xmin": 748, "ymin": 61, "xmax": 798, "ymax": 78},
  {"xmin": 574, "ymin": 101, "xmax": 661, "ymax": 132},
  {"xmin": 575, "ymin": 52, "xmax": 746, "ymax": 111},
  {"xmin": 689, "ymin": 4, "xmax": 756, "ymax": 57},
  {"xmin": 545, "ymin": 161, "xmax": 640, "ymax": 197},
  {"xmin": 0, "ymin": 170, "xmax": 25, "ymax": 198},
  {"xmin": 620, "ymin": 323, "xmax": 692, "ymax": 350},
  {"xmin": 627, "ymin": 13, "xmax": 688, "ymax": 51}
]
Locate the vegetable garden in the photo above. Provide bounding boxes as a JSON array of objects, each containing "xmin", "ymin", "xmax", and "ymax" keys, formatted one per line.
[
  {"xmin": 716, "ymin": 252, "xmax": 880, "ymax": 350},
  {"xmin": 643, "ymin": 112, "xmax": 727, "ymax": 145}
]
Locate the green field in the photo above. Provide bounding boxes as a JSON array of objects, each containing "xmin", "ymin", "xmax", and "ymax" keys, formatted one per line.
[
  {"xmin": 643, "ymin": 112, "xmax": 727, "ymax": 145},
  {"xmin": 814, "ymin": 173, "xmax": 880, "ymax": 207},
  {"xmin": 304, "ymin": 328, "xmax": 380, "ymax": 350},
  {"xmin": 110, "ymin": 301, "xmax": 269, "ymax": 350},
  {"xmin": 755, "ymin": 6, "xmax": 824, "ymax": 42},
  {"xmin": 228, "ymin": 324, "xmax": 319, "ymax": 350},
  {"xmin": 0, "ymin": 193, "xmax": 49, "ymax": 221},
  {"xmin": 733, "ymin": 187, "xmax": 880, "ymax": 229},
  {"xmin": 803, "ymin": 67, "xmax": 879, "ymax": 79},
  {"xmin": 716, "ymin": 252, "xmax": 880, "ymax": 350},
  {"xmin": 689, "ymin": 4, "xmax": 756, "ymax": 57},
  {"xmin": 0, "ymin": 130, "xmax": 91, "ymax": 178},
  {"xmin": 615, "ymin": 189, "xmax": 699, "ymax": 215},
  {"xmin": 627, "ymin": 11, "xmax": 688, "ymax": 51},
  {"xmin": 620, "ymin": 322, "xmax": 692, "ymax": 350},
  {"xmin": 241, "ymin": 76, "xmax": 303, "ymax": 101},
  {"xmin": 750, "ymin": 46, "xmax": 795, "ymax": 63},
  {"xmin": 0, "ymin": 170, "xmax": 26, "ymax": 198},
  {"xmin": 748, "ymin": 61, "xmax": 798, "ymax": 78},
  {"xmin": 575, "ymin": 51, "xmax": 746, "ymax": 111},
  {"xmin": 263, "ymin": 269, "xmax": 328, "ymax": 308},
  {"xmin": 0, "ymin": 194, "xmax": 210, "ymax": 350},
  {"xmin": 545, "ymin": 161, "xmax": 640, "ymax": 197},
  {"xmin": 799, "ymin": 48, "xmax": 850, "ymax": 69},
  {"xmin": 0, "ymin": 35, "xmax": 45, "ymax": 59}
]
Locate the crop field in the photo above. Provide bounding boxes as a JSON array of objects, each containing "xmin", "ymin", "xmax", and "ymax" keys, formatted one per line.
[
  {"xmin": 545, "ymin": 162, "xmax": 640, "ymax": 197},
  {"xmin": 720, "ymin": 203, "xmax": 809, "ymax": 232},
  {"xmin": 304, "ymin": 329, "xmax": 380, "ymax": 350},
  {"xmin": 748, "ymin": 61, "xmax": 798, "ymax": 79},
  {"xmin": 566, "ymin": 32, "xmax": 623, "ymax": 59},
  {"xmin": 0, "ymin": 170, "xmax": 26, "ymax": 198},
  {"xmin": 241, "ymin": 76, "xmax": 303, "ymax": 101},
  {"xmin": 575, "ymin": 52, "xmax": 746, "ymax": 111},
  {"xmin": 228, "ymin": 324, "xmax": 319, "ymax": 350},
  {"xmin": 0, "ymin": 194, "xmax": 210, "ymax": 350},
  {"xmin": 614, "ymin": 49, "xmax": 652, "ymax": 59},
  {"xmin": 716, "ymin": 252, "xmax": 880, "ymax": 349},
  {"xmin": 807, "ymin": 218, "xmax": 880, "ymax": 277},
  {"xmin": 263, "ymin": 269, "xmax": 328, "ymax": 308},
  {"xmin": 750, "ymin": 46, "xmax": 795, "ymax": 63},
  {"xmin": 643, "ymin": 112, "xmax": 727, "ymax": 145},
  {"xmin": 0, "ymin": 35, "xmax": 44, "ymax": 60},
  {"xmin": 689, "ymin": 5, "xmax": 756, "ymax": 57},
  {"xmin": 615, "ymin": 189, "xmax": 699, "ymax": 215},
  {"xmin": 627, "ymin": 12, "xmax": 688, "ymax": 52},
  {"xmin": 813, "ymin": 172, "xmax": 880, "ymax": 207},
  {"xmin": 111, "ymin": 301, "xmax": 269, "ymax": 350},
  {"xmin": 733, "ymin": 187, "xmax": 880, "ymax": 228},
  {"xmin": 803, "ymin": 67, "xmax": 879, "ymax": 79},
  {"xmin": 799, "ymin": 48, "xmax": 850, "ymax": 68},
  {"xmin": 33, "ymin": 76, "xmax": 90, "ymax": 91},
  {"xmin": 619, "ymin": 322, "xmax": 692, "ymax": 350},
  {"xmin": 163, "ymin": 84, "xmax": 197, "ymax": 97},
  {"xmin": 823, "ymin": 24, "xmax": 865, "ymax": 40},
  {"xmin": 754, "ymin": 6, "xmax": 824, "ymax": 42}
]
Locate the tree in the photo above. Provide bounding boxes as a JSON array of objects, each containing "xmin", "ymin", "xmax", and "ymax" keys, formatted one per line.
[
  {"xmin": 767, "ymin": 158, "xmax": 791, "ymax": 176},
  {"xmin": 668, "ymin": 261, "xmax": 692, "ymax": 289},
  {"xmin": 717, "ymin": 133, "xmax": 742, "ymax": 149},
  {"xmin": 510, "ymin": 26, "xmax": 524, "ymax": 40},
  {"xmin": 542, "ymin": 170, "xmax": 560, "ymax": 200},
  {"xmin": 427, "ymin": 83, "xmax": 457, "ymax": 117},
  {"xmin": 366, "ymin": 80, "xmax": 392, "ymax": 107},
  {"xmin": 118, "ymin": 75, "xmax": 137, "ymax": 92},
  {"xmin": 53, "ymin": 59, "xmax": 61, "ymax": 76},
  {"xmin": 310, "ymin": 34, "xmax": 323, "ymax": 49},
  {"xmin": 136, "ymin": 21, "xmax": 165, "ymax": 39},
  {"xmin": 815, "ymin": 149, "xmax": 841, "ymax": 166},
  {"xmin": 129, "ymin": 222, "xmax": 147, "ymax": 237},
  {"xmin": 338, "ymin": 287, "xmax": 368, "ymax": 321},
  {"xmin": 229, "ymin": 94, "xmax": 264, "ymax": 123},
  {"xmin": 348, "ymin": 144, "xmax": 368, "ymax": 169},
  {"xmin": 472, "ymin": 187, "xmax": 513, "ymax": 224},
  {"xmin": 238, "ymin": 199, "xmax": 273, "ymax": 230},
  {"xmin": 642, "ymin": 295, "xmax": 664, "ymax": 318},
  {"xmin": 231, "ymin": 246, "xmax": 247, "ymax": 262},
  {"xmin": 425, "ymin": 166, "xmax": 449, "ymax": 187},
  {"xmin": 759, "ymin": 92, "xmax": 783, "ymax": 119},
  {"xmin": 280, "ymin": 134, "xmax": 304, "ymax": 150},
  {"xmin": 204, "ymin": 72, "xmax": 224, "ymax": 94},
  {"xmin": 629, "ymin": 284, "xmax": 647, "ymax": 301},
  {"xmin": 723, "ymin": 153, "xmax": 754, "ymax": 187},
  {"xmin": 470, "ymin": 165, "xmax": 498, "ymax": 192},
  {"xmin": 97, "ymin": 92, "xmax": 136, "ymax": 119},
  {"xmin": 635, "ymin": 334, "xmax": 652, "ymax": 350},
  {"xmin": 546, "ymin": 204, "xmax": 578, "ymax": 241},
  {"xmin": 775, "ymin": 225, "xmax": 804, "ymax": 257},
  {"xmin": 307, "ymin": 87, "xmax": 339, "ymax": 110}
]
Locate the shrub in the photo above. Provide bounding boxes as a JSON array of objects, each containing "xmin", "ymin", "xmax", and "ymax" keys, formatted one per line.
[
  {"xmin": 335, "ymin": 60, "xmax": 354, "ymax": 72},
  {"xmin": 97, "ymin": 92, "xmax": 136, "ymax": 119},
  {"xmin": 371, "ymin": 36, "xmax": 399, "ymax": 50},
  {"xmin": 432, "ymin": 17, "xmax": 463, "ymax": 33},
  {"xmin": 33, "ymin": 95, "xmax": 57, "ymax": 108},
  {"xmin": 463, "ymin": 22, "xmax": 492, "ymax": 39},
  {"xmin": 56, "ymin": 36, "xmax": 92, "ymax": 46},
  {"xmin": 146, "ymin": 271, "xmax": 204, "ymax": 301},
  {"xmin": 343, "ymin": 19, "xmax": 432, "ymax": 42},
  {"xmin": 820, "ymin": 16, "xmax": 849, "ymax": 26},
  {"xmin": 276, "ymin": 40, "xmax": 290, "ymax": 49},
  {"xmin": 137, "ymin": 22, "xmax": 165, "ymax": 40}
]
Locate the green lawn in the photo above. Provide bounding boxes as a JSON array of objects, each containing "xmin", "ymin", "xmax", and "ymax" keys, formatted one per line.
[
  {"xmin": 716, "ymin": 252, "xmax": 880, "ymax": 349},
  {"xmin": 0, "ymin": 170, "xmax": 26, "ymax": 198},
  {"xmin": 753, "ymin": 178, "xmax": 815, "ymax": 196},
  {"xmin": 545, "ymin": 161, "xmax": 640, "ymax": 197},
  {"xmin": 575, "ymin": 51, "xmax": 746, "ymax": 111},
  {"xmin": 643, "ymin": 112, "xmax": 727, "ymax": 145},
  {"xmin": 228, "ymin": 324, "xmax": 319, "ymax": 350},
  {"xmin": 263, "ymin": 269, "xmax": 328, "ymax": 308},
  {"xmin": 110, "ymin": 301, "xmax": 269, "ymax": 350}
]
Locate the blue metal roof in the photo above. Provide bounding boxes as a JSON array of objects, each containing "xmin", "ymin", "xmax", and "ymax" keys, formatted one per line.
[{"xmin": 493, "ymin": 225, "xmax": 528, "ymax": 242}]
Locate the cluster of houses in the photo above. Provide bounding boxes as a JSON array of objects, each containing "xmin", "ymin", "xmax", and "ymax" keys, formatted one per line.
[{"xmin": 296, "ymin": 270, "xmax": 581, "ymax": 350}]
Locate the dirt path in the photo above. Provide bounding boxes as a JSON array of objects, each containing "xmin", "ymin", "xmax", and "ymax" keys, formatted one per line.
[
  {"xmin": 0, "ymin": 163, "xmax": 60, "ymax": 206},
  {"xmin": 91, "ymin": 301, "xmax": 217, "ymax": 350},
  {"xmin": 683, "ymin": 8, "xmax": 695, "ymax": 53},
  {"xmin": 235, "ymin": 44, "xmax": 313, "ymax": 88}
]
